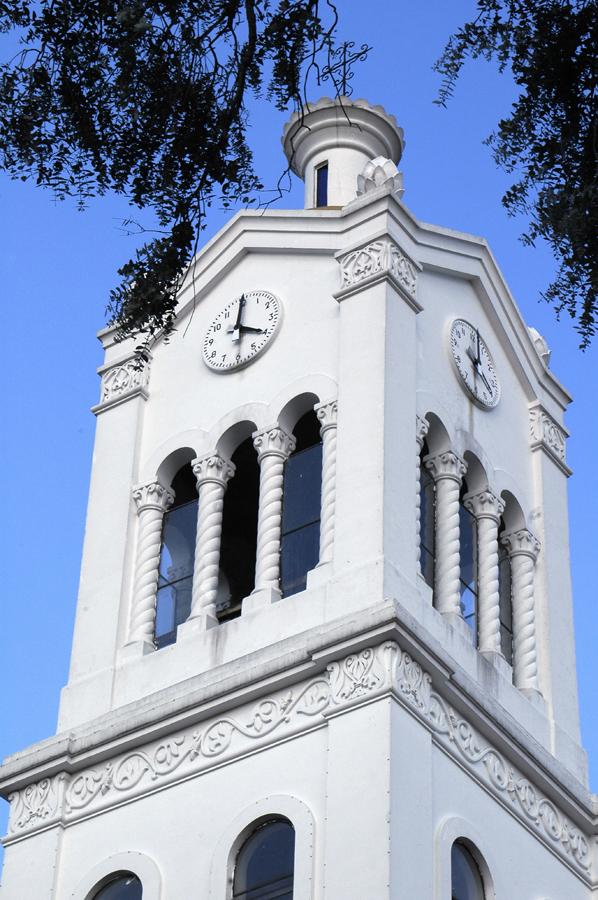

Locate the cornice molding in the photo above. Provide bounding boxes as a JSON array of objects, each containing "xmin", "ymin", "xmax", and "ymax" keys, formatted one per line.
[
  {"xmin": 4, "ymin": 638, "xmax": 593, "ymax": 883},
  {"xmin": 92, "ymin": 356, "xmax": 150, "ymax": 415},
  {"xmin": 334, "ymin": 236, "xmax": 422, "ymax": 310},
  {"xmin": 529, "ymin": 403, "xmax": 572, "ymax": 476}
]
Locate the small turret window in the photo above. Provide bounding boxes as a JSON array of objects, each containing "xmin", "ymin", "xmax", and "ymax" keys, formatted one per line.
[
  {"xmin": 92, "ymin": 873, "xmax": 142, "ymax": 899},
  {"xmin": 315, "ymin": 162, "xmax": 328, "ymax": 207},
  {"xmin": 280, "ymin": 411, "xmax": 322, "ymax": 597},
  {"xmin": 451, "ymin": 841, "xmax": 486, "ymax": 899},
  {"xmin": 154, "ymin": 463, "xmax": 197, "ymax": 649},
  {"xmin": 233, "ymin": 819, "xmax": 295, "ymax": 900}
]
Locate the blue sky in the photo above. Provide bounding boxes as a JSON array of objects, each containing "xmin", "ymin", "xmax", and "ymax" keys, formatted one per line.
[{"xmin": 0, "ymin": 0, "xmax": 596, "ymax": 854}]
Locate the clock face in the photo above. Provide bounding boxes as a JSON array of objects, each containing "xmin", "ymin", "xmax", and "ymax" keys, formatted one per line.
[
  {"xmin": 202, "ymin": 290, "xmax": 282, "ymax": 372},
  {"xmin": 450, "ymin": 319, "xmax": 500, "ymax": 409}
]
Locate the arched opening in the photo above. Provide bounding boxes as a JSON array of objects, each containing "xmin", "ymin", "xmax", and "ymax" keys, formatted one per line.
[
  {"xmin": 233, "ymin": 818, "xmax": 295, "ymax": 900},
  {"xmin": 451, "ymin": 841, "xmax": 486, "ymax": 899},
  {"xmin": 91, "ymin": 872, "xmax": 142, "ymax": 899},
  {"xmin": 154, "ymin": 462, "xmax": 198, "ymax": 648},
  {"xmin": 459, "ymin": 477, "xmax": 478, "ymax": 642},
  {"xmin": 218, "ymin": 436, "xmax": 260, "ymax": 621},
  {"xmin": 280, "ymin": 410, "xmax": 322, "ymax": 597},
  {"xmin": 419, "ymin": 436, "xmax": 435, "ymax": 590}
]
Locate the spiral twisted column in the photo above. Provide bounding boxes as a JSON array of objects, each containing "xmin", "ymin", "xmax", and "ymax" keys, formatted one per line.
[
  {"xmin": 415, "ymin": 415, "xmax": 430, "ymax": 574},
  {"xmin": 127, "ymin": 480, "xmax": 175, "ymax": 645},
  {"xmin": 187, "ymin": 453, "xmax": 235, "ymax": 625},
  {"xmin": 424, "ymin": 451, "xmax": 467, "ymax": 617},
  {"xmin": 252, "ymin": 427, "xmax": 296, "ymax": 593},
  {"xmin": 501, "ymin": 528, "xmax": 541, "ymax": 692},
  {"xmin": 464, "ymin": 489, "xmax": 505, "ymax": 654},
  {"xmin": 315, "ymin": 399, "xmax": 338, "ymax": 565}
]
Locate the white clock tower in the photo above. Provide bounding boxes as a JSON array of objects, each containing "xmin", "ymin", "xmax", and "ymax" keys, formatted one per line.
[{"xmin": 1, "ymin": 97, "xmax": 596, "ymax": 900}]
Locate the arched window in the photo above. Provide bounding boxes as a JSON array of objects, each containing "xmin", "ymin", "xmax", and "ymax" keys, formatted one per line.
[
  {"xmin": 451, "ymin": 841, "xmax": 485, "ymax": 899},
  {"xmin": 233, "ymin": 819, "xmax": 295, "ymax": 900},
  {"xmin": 280, "ymin": 411, "xmax": 322, "ymax": 597},
  {"xmin": 154, "ymin": 463, "xmax": 198, "ymax": 648},
  {"xmin": 498, "ymin": 518, "xmax": 513, "ymax": 663},
  {"xmin": 92, "ymin": 872, "xmax": 142, "ymax": 899},
  {"xmin": 459, "ymin": 482, "xmax": 478, "ymax": 641},
  {"xmin": 419, "ymin": 438, "xmax": 435, "ymax": 590},
  {"xmin": 219, "ymin": 436, "xmax": 260, "ymax": 621}
]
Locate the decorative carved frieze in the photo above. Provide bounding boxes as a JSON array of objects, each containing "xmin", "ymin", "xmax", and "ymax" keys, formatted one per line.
[
  {"xmin": 95, "ymin": 357, "xmax": 149, "ymax": 413},
  {"xmin": 4, "ymin": 641, "xmax": 592, "ymax": 879},
  {"xmin": 336, "ymin": 237, "xmax": 420, "ymax": 306},
  {"xmin": 529, "ymin": 405, "xmax": 571, "ymax": 475}
]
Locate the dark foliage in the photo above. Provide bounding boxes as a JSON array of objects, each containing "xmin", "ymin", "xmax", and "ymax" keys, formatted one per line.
[
  {"xmin": 435, "ymin": 0, "xmax": 597, "ymax": 347},
  {"xmin": 0, "ymin": 1, "xmax": 341, "ymax": 351}
]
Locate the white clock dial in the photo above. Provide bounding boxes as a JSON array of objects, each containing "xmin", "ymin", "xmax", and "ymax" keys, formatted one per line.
[
  {"xmin": 202, "ymin": 290, "xmax": 282, "ymax": 372},
  {"xmin": 450, "ymin": 319, "xmax": 500, "ymax": 409}
]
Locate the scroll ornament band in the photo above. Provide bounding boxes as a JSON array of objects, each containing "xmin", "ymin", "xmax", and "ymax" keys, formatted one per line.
[
  {"xmin": 338, "ymin": 238, "xmax": 418, "ymax": 299},
  {"xmin": 6, "ymin": 642, "xmax": 592, "ymax": 877}
]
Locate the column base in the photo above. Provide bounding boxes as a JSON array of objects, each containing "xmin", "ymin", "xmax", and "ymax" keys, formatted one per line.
[
  {"xmin": 307, "ymin": 561, "xmax": 332, "ymax": 588},
  {"xmin": 120, "ymin": 639, "xmax": 155, "ymax": 660},
  {"xmin": 520, "ymin": 686, "xmax": 545, "ymax": 711},
  {"xmin": 243, "ymin": 585, "xmax": 281, "ymax": 614},
  {"xmin": 479, "ymin": 649, "xmax": 512, "ymax": 680},
  {"xmin": 441, "ymin": 611, "xmax": 474, "ymax": 642},
  {"xmin": 178, "ymin": 613, "xmax": 219, "ymax": 639}
]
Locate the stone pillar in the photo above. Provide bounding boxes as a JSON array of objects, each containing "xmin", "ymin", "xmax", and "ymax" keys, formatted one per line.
[
  {"xmin": 181, "ymin": 453, "xmax": 235, "ymax": 634},
  {"xmin": 415, "ymin": 415, "xmax": 429, "ymax": 575},
  {"xmin": 424, "ymin": 451, "xmax": 467, "ymax": 620},
  {"xmin": 464, "ymin": 489, "xmax": 505, "ymax": 657},
  {"xmin": 127, "ymin": 480, "xmax": 175, "ymax": 649},
  {"xmin": 316, "ymin": 399, "xmax": 338, "ymax": 566},
  {"xmin": 501, "ymin": 528, "xmax": 541, "ymax": 694},
  {"xmin": 244, "ymin": 426, "xmax": 296, "ymax": 612}
]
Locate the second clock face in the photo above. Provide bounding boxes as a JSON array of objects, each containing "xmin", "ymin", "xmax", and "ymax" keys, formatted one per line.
[
  {"xmin": 203, "ymin": 290, "xmax": 282, "ymax": 372},
  {"xmin": 450, "ymin": 318, "xmax": 500, "ymax": 408}
]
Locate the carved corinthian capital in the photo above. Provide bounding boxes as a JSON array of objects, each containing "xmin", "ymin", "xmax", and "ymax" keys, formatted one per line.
[
  {"xmin": 463, "ymin": 489, "xmax": 505, "ymax": 523},
  {"xmin": 132, "ymin": 480, "xmax": 175, "ymax": 513},
  {"xmin": 501, "ymin": 528, "xmax": 541, "ymax": 560},
  {"xmin": 424, "ymin": 450, "xmax": 467, "ymax": 484},
  {"xmin": 253, "ymin": 427, "xmax": 296, "ymax": 461},
  {"xmin": 192, "ymin": 453, "xmax": 236, "ymax": 488}
]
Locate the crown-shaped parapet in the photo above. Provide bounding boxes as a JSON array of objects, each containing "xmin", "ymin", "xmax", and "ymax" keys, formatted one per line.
[{"xmin": 282, "ymin": 97, "xmax": 404, "ymax": 209}]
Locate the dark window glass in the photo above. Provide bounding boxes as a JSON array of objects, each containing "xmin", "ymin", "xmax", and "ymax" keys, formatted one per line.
[
  {"xmin": 316, "ymin": 163, "xmax": 328, "ymax": 207},
  {"xmin": 498, "ymin": 530, "xmax": 513, "ymax": 664},
  {"xmin": 459, "ymin": 500, "xmax": 478, "ymax": 640},
  {"xmin": 93, "ymin": 873, "xmax": 143, "ymax": 900},
  {"xmin": 219, "ymin": 437, "xmax": 260, "ymax": 621},
  {"xmin": 233, "ymin": 819, "xmax": 295, "ymax": 900},
  {"xmin": 420, "ymin": 457, "xmax": 435, "ymax": 590},
  {"xmin": 451, "ymin": 842, "xmax": 485, "ymax": 900},
  {"xmin": 154, "ymin": 463, "xmax": 198, "ymax": 649},
  {"xmin": 280, "ymin": 412, "xmax": 322, "ymax": 597}
]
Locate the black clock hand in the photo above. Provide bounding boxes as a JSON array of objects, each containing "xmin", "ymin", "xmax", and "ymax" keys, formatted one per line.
[
  {"xmin": 238, "ymin": 325, "xmax": 264, "ymax": 335},
  {"xmin": 479, "ymin": 369, "xmax": 492, "ymax": 393},
  {"xmin": 476, "ymin": 328, "xmax": 481, "ymax": 365},
  {"xmin": 234, "ymin": 294, "xmax": 246, "ymax": 330}
]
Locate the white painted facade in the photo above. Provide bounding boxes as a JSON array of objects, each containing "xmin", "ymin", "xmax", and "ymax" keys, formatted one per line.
[{"xmin": 1, "ymin": 97, "xmax": 596, "ymax": 898}]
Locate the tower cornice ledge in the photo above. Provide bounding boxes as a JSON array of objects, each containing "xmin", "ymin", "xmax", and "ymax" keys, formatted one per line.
[{"xmin": 1, "ymin": 600, "xmax": 595, "ymax": 870}]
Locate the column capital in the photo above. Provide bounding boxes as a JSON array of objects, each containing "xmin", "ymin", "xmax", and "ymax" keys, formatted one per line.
[
  {"xmin": 315, "ymin": 398, "xmax": 338, "ymax": 433},
  {"xmin": 501, "ymin": 528, "xmax": 541, "ymax": 560},
  {"xmin": 253, "ymin": 426, "xmax": 296, "ymax": 461},
  {"xmin": 424, "ymin": 450, "xmax": 467, "ymax": 484},
  {"xmin": 416, "ymin": 414, "xmax": 429, "ymax": 449},
  {"xmin": 132, "ymin": 480, "xmax": 175, "ymax": 514},
  {"xmin": 463, "ymin": 488, "xmax": 505, "ymax": 523},
  {"xmin": 192, "ymin": 453, "xmax": 235, "ymax": 488}
]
